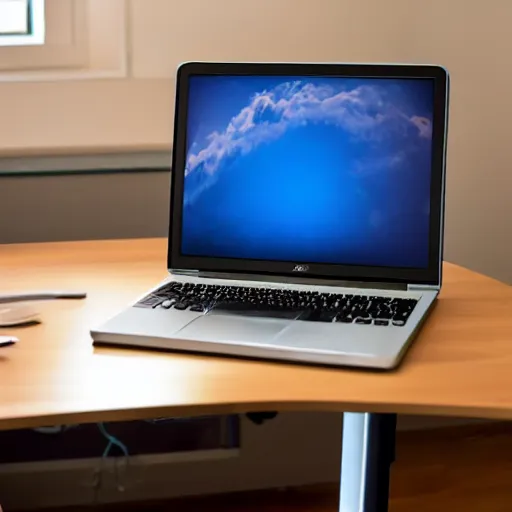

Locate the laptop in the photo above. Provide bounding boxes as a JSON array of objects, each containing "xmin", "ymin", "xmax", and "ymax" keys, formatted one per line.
[{"xmin": 91, "ymin": 62, "xmax": 449, "ymax": 370}]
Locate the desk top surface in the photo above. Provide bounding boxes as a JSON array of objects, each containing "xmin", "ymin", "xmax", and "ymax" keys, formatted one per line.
[{"xmin": 1, "ymin": 239, "xmax": 511, "ymax": 430}]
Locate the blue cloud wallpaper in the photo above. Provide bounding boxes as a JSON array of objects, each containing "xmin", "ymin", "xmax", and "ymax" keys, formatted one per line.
[{"xmin": 181, "ymin": 75, "xmax": 434, "ymax": 268}]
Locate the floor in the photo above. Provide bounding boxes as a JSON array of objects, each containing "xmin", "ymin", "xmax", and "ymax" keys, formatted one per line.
[{"xmin": 42, "ymin": 422, "xmax": 512, "ymax": 512}]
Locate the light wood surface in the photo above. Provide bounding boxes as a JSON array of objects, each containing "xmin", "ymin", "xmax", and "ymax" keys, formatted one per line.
[{"xmin": 0, "ymin": 239, "xmax": 511, "ymax": 430}]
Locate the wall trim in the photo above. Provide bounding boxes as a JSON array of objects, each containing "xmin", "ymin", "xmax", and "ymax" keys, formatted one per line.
[{"xmin": 0, "ymin": 151, "xmax": 171, "ymax": 176}]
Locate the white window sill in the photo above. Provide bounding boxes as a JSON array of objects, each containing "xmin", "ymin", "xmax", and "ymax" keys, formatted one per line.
[
  {"xmin": 0, "ymin": 66, "xmax": 127, "ymax": 83},
  {"xmin": 0, "ymin": 151, "xmax": 171, "ymax": 176}
]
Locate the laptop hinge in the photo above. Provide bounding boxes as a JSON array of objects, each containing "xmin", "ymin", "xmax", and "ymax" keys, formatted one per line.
[
  {"xmin": 171, "ymin": 268, "xmax": 410, "ymax": 291},
  {"xmin": 172, "ymin": 269, "xmax": 200, "ymax": 277},
  {"xmin": 407, "ymin": 283, "xmax": 440, "ymax": 292}
]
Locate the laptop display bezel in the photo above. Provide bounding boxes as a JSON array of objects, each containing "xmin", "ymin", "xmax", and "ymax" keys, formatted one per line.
[{"xmin": 168, "ymin": 62, "xmax": 448, "ymax": 286}]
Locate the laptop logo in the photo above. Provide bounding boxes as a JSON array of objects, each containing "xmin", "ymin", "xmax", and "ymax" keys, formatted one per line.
[{"xmin": 293, "ymin": 264, "xmax": 309, "ymax": 272}]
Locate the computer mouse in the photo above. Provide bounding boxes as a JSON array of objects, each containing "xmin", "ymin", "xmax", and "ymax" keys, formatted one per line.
[{"xmin": 0, "ymin": 303, "xmax": 41, "ymax": 327}]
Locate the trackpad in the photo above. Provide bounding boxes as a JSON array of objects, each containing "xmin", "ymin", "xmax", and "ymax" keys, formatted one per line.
[{"xmin": 177, "ymin": 314, "xmax": 290, "ymax": 344}]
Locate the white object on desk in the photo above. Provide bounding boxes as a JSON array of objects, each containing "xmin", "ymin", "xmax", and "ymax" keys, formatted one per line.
[
  {"xmin": 0, "ymin": 303, "xmax": 41, "ymax": 327},
  {"xmin": 0, "ymin": 335, "xmax": 19, "ymax": 347},
  {"xmin": 0, "ymin": 291, "xmax": 87, "ymax": 304}
]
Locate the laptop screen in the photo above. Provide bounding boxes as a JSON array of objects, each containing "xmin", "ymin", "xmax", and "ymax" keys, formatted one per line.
[{"xmin": 181, "ymin": 75, "xmax": 435, "ymax": 269}]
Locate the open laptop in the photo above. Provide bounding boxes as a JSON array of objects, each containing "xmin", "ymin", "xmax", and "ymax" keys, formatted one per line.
[{"xmin": 91, "ymin": 62, "xmax": 449, "ymax": 370}]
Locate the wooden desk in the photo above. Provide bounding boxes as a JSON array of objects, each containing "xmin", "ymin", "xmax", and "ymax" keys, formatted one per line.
[
  {"xmin": 1, "ymin": 239, "xmax": 511, "ymax": 512},
  {"xmin": 1, "ymin": 238, "xmax": 511, "ymax": 430}
]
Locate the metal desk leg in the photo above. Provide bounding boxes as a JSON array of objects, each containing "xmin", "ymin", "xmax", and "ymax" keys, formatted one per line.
[{"xmin": 339, "ymin": 412, "xmax": 397, "ymax": 512}]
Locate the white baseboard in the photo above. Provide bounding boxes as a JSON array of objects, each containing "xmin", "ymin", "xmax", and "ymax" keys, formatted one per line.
[{"xmin": 0, "ymin": 448, "xmax": 239, "ymax": 475}]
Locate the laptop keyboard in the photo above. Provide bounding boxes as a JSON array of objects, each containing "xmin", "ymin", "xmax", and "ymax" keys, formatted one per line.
[{"xmin": 140, "ymin": 282, "xmax": 418, "ymax": 327}]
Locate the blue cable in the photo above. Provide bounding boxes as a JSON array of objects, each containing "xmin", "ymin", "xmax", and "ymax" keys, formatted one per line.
[{"xmin": 97, "ymin": 422, "xmax": 129, "ymax": 458}]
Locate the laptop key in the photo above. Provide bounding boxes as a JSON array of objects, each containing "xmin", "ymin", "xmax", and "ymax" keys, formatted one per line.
[
  {"xmin": 173, "ymin": 302, "xmax": 189, "ymax": 310},
  {"xmin": 393, "ymin": 310, "xmax": 412, "ymax": 323},
  {"xmin": 374, "ymin": 319, "xmax": 389, "ymax": 326},
  {"xmin": 351, "ymin": 307, "xmax": 365, "ymax": 318},
  {"xmin": 301, "ymin": 310, "xmax": 337, "ymax": 322},
  {"xmin": 189, "ymin": 304, "xmax": 205, "ymax": 312},
  {"xmin": 336, "ymin": 315, "xmax": 354, "ymax": 323},
  {"xmin": 355, "ymin": 317, "xmax": 372, "ymax": 325}
]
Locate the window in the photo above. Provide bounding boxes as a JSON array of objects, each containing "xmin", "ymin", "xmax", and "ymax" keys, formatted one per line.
[
  {"xmin": 0, "ymin": 0, "xmax": 126, "ymax": 77},
  {"xmin": 0, "ymin": 0, "xmax": 45, "ymax": 46},
  {"xmin": 0, "ymin": 0, "xmax": 93, "ymax": 74},
  {"xmin": 0, "ymin": 0, "xmax": 141, "ymax": 162},
  {"xmin": 0, "ymin": 0, "xmax": 87, "ymax": 72}
]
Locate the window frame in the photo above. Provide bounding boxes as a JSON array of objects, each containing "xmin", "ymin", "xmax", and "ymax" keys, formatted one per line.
[{"xmin": 0, "ymin": 0, "xmax": 127, "ymax": 79}]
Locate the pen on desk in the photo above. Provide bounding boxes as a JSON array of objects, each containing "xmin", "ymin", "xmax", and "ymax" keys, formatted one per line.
[{"xmin": 0, "ymin": 291, "xmax": 87, "ymax": 304}]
